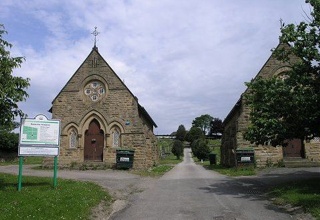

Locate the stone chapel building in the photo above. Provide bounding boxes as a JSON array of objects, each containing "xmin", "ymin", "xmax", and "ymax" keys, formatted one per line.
[
  {"xmin": 48, "ymin": 45, "xmax": 159, "ymax": 169},
  {"xmin": 221, "ymin": 43, "xmax": 320, "ymax": 167}
]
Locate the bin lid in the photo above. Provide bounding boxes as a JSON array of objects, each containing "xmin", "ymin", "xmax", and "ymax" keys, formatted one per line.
[
  {"xmin": 116, "ymin": 149, "xmax": 135, "ymax": 153},
  {"xmin": 236, "ymin": 147, "xmax": 254, "ymax": 151}
]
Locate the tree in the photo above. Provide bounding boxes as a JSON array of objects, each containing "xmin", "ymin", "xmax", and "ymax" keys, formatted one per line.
[
  {"xmin": 0, "ymin": 24, "xmax": 30, "ymax": 130},
  {"xmin": 244, "ymin": 0, "xmax": 320, "ymax": 146},
  {"xmin": 0, "ymin": 128, "xmax": 19, "ymax": 152},
  {"xmin": 209, "ymin": 118, "xmax": 223, "ymax": 137},
  {"xmin": 190, "ymin": 138, "xmax": 210, "ymax": 161},
  {"xmin": 192, "ymin": 114, "xmax": 213, "ymax": 135},
  {"xmin": 172, "ymin": 139, "xmax": 183, "ymax": 159},
  {"xmin": 185, "ymin": 126, "xmax": 205, "ymax": 143},
  {"xmin": 175, "ymin": 124, "xmax": 187, "ymax": 141}
]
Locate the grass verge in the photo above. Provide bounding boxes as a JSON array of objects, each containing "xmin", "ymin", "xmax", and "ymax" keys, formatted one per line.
[
  {"xmin": 268, "ymin": 178, "xmax": 320, "ymax": 219},
  {"xmin": 159, "ymin": 153, "xmax": 182, "ymax": 165},
  {"xmin": 133, "ymin": 153, "xmax": 182, "ymax": 177},
  {"xmin": 207, "ymin": 164, "xmax": 256, "ymax": 176},
  {"xmin": 197, "ymin": 159, "xmax": 256, "ymax": 176},
  {"xmin": 0, "ymin": 157, "xmax": 43, "ymax": 166},
  {"xmin": 0, "ymin": 173, "xmax": 112, "ymax": 220}
]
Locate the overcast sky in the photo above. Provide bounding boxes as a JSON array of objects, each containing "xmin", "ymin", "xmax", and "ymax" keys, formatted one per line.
[{"xmin": 1, "ymin": 0, "xmax": 308, "ymax": 134}]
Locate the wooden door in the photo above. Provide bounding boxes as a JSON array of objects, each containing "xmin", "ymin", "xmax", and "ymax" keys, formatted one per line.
[
  {"xmin": 84, "ymin": 119, "xmax": 104, "ymax": 161},
  {"xmin": 282, "ymin": 138, "xmax": 303, "ymax": 157}
]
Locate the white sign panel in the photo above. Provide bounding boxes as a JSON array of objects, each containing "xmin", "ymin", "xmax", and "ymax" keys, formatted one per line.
[
  {"xmin": 20, "ymin": 119, "xmax": 60, "ymax": 145},
  {"xmin": 19, "ymin": 115, "xmax": 61, "ymax": 156},
  {"xmin": 241, "ymin": 157, "xmax": 251, "ymax": 162},
  {"xmin": 120, "ymin": 157, "xmax": 130, "ymax": 162},
  {"xmin": 19, "ymin": 147, "xmax": 59, "ymax": 156}
]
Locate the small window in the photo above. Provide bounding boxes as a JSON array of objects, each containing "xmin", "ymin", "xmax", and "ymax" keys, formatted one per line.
[
  {"xmin": 91, "ymin": 95, "xmax": 98, "ymax": 101},
  {"xmin": 278, "ymin": 73, "xmax": 289, "ymax": 81},
  {"xmin": 92, "ymin": 82, "xmax": 98, "ymax": 88},
  {"xmin": 99, "ymin": 88, "xmax": 105, "ymax": 94},
  {"xmin": 69, "ymin": 129, "xmax": 78, "ymax": 148},
  {"xmin": 112, "ymin": 127, "xmax": 120, "ymax": 148},
  {"xmin": 85, "ymin": 89, "xmax": 91, "ymax": 95}
]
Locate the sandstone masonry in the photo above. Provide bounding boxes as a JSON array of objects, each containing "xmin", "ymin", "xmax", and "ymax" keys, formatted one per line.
[
  {"xmin": 221, "ymin": 43, "xmax": 320, "ymax": 167},
  {"xmin": 46, "ymin": 46, "xmax": 159, "ymax": 169}
]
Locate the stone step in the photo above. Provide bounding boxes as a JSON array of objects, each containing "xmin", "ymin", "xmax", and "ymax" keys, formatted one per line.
[{"xmin": 284, "ymin": 158, "xmax": 320, "ymax": 168}]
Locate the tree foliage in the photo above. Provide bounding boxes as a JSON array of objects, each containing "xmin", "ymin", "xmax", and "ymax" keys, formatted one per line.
[
  {"xmin": 0, "ymin": 24, "xmax": 30, "ymax": 130},
  {"xmin": 0, "ymin": 128, "xmax": 19, "ymax": 152},
  {"xmin": 185, "ymin": 126, "xmax": 205, "ymax": 143},
  {"xmin": 209, "ymin": 118, "xmax": 223, "ymax": 136},
  {"xmin": 244, "ymin": 0, "xmax": 320, "ymax": 146},
  {"xmin": 175, "ymin": 124, "xmax": 187, "ymax": 141},
  {"xmin": 171, "ymin": 139, "xmax": 183, "ymax": 159},
  {"xmin": 190, "ymin": 138, "xmax": 210, "ymax": 161},
  {"xmin": 192, "ymin": 114, "xmax": 213, "ymax": 135}
]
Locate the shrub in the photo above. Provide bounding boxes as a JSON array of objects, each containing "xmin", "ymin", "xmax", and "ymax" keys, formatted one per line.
[
  {"xmin": 191, "ymin": 138, "xmax": 210, "ymax": 161},
  {"xmin": 172, "ymin": 140, "xmax": 183, "ymax": 159},
  {"xmin": 0, "ymin": 130, "xmax": 19, "ymax": 152}
]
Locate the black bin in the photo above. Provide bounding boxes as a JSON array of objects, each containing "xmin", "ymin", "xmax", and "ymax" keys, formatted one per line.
[
  {"xmin": 236, "ymin": 149, "xmax": 254, "ymax": 166},
  {"xmin": 209, "ymin": 153, "xmax": 217, "ymax": 165},
  {"xmin": 116, "ymin": 149, "xmax": 134, "ymax": 169}
]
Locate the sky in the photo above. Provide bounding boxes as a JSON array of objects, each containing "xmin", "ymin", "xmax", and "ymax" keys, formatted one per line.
[{"xmin": 0, "ymin": 0, "xmax": 308, "ymax": 134}]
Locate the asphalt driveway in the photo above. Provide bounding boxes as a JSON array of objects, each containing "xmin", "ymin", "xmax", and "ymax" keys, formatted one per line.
[{"xmin": 0, "ymin": 153, "xmax": 318, "ymax": 219}]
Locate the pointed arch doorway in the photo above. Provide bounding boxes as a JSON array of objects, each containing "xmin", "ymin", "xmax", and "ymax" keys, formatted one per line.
[{"xmin": 84, "ymin": 119, "xmax": 104, "ymax": 161}]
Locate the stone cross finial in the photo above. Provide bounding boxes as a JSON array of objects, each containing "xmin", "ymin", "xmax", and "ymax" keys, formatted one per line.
[{"xmin": 91, "ymin": 27, "xmax": 99, "ymax": 48}]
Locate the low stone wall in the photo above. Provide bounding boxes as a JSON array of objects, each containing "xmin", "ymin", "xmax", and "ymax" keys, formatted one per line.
[
  {"xmin": 254, "ymin": 145, "xmax": 283, "ymax": 167},
  {"xmin": 305, "ymin": 140, "xmax": 320, "ymax": 162}
]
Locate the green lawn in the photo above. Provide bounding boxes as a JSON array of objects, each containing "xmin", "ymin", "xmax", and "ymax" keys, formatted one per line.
[
  {"xmin": 206, "ymin": 139, "xmax": 221, "ymax": 164},
  {"xmin": 204, "ymin": 163, "xmax": 256, "ymax": 176},
  {"xmin": 159, "ymin": 153, "xmax": 182, "ymax": 165},
  {"xmin": 268, "ymin": 178, "xmax": 320, "ymax": 219},
  {"xmin": 132, "ymin": 152, "xmax": 182, "ymax": 177},
  {"xmin": 0, "ymin": 156, "xmax": 43, "ymax": 166},
  {"xmin": 0, "ymin": 173, "xmax": 112, "ymax": 220},
  {"xmin": 132, "ymin": 138, "xmax": 181, "ymax": 177}
]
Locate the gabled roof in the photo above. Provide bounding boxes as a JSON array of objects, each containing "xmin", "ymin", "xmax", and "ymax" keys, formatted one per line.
[
  {"xmin": 223, "ymin": 96, "xmax": 242, "ymax": 125},
  {"xmin": 49, "ymin": 46, "xmax": 157, "ymax": 128},
  {"xmin": 138, "ymin": 104, "xmax": 158, "ymax": 128},
  {"xmin": 223, "ymin": 42, "xmax": 293, "ymax": 125}
]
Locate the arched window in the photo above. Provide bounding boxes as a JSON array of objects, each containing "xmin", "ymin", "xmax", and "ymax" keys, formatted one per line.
[
  {"xmin": 69, "ymin": 129, "xmax": 78, "ymax": 149},
  {"xmin": 112, "ymin": 126, "xmax": 121, "ymax": 148},
  {"xmin": 273, "ymin": 66, "xmax": 292, "ymax": 81}
]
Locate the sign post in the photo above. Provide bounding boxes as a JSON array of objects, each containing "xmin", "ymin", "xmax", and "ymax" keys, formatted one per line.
[
  {"xmin": 18, "ymin": 156, "xmax": 23, "ymax": 191},
  {"xmin": 18, "ymin": 114, "xmax": 60, "ymax": 191},
  {"xmin": 53, "ymin": 156, "xmax": 58, "ymax": 188}
]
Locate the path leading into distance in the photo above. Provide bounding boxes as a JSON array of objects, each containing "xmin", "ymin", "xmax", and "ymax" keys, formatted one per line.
[
  {"xmin": 0, "ymin": 150, "xmax": 318, "ymax": 219},
  {"xmin": 110, "ymin": 148, "xmax": 315, "ymax": 220}
]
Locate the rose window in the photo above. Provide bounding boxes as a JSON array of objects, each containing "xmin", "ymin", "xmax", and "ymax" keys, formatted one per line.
[{"xmin": 84, "ymin": 81, "xmax": 106, "ymax": 101}]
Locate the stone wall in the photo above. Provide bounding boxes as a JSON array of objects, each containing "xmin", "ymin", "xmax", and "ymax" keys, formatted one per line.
[
  {"xmin": 46, "ymin": 48, "xmax": 159, "ymax": 169},
  {"xmin": 305, "ymin": 140, "xmax": 320, "ymax": 162},
  {"xmin": 221, "ymin": 103, "xmax": 238, "ymax": 167},
  {"xmin": 221, "ymin": 43, "xmax": 320, "ymax": 167},
  {"xmin": 254, "ymin": 145, "xmax": 283, "ymax": 167}
]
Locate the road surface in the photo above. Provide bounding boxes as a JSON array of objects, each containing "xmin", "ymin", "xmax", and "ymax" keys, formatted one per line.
[
  {"xmin": 0, "ymin": 150, "xmax": 318, "ymax": 219},
  {"xmin": 110, "ymin": 148, "xmax": 300, "ymax": 220}
]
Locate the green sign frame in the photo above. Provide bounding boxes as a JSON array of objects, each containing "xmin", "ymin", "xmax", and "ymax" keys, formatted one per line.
[
  {"xmin": 19, "ymin": 114, "xmax": 60, "ymax": 156},
  {"xmin": 18, "ymin": 114, "xmax": 61, "ymax": 191}
]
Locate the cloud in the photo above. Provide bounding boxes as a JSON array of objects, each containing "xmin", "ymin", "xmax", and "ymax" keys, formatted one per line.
[{"xmin": 0, "ymin": 0, "xmax": 306, "ymax": 134}]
